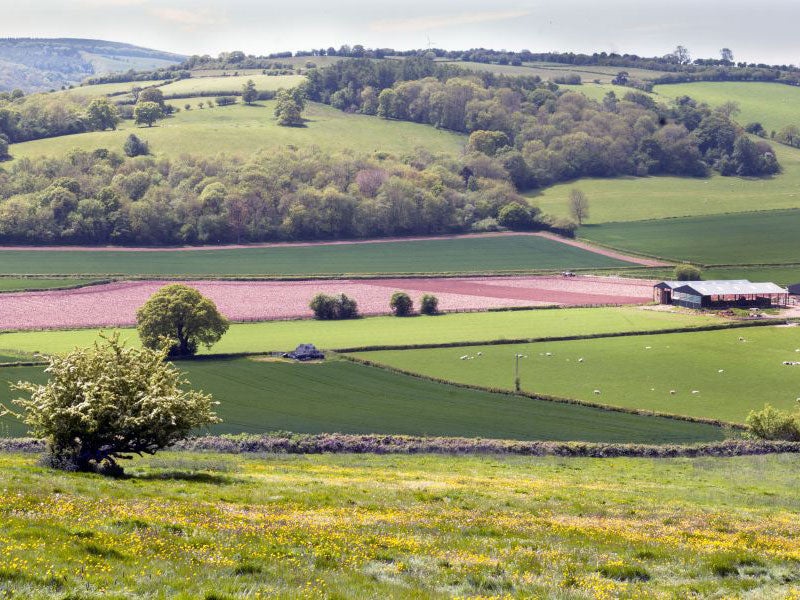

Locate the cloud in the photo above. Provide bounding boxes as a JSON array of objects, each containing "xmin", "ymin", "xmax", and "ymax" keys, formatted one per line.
[
  {"xmin": 77, "ymin": 0, "xmax": 148, "ymax": 6},
  {"xmin": 150, "ymin": 7, "xmax": 222, "ymax": 30},
  {"xmin": 369, "ymin": 9, "xmax": 531, "ymax": 33}
]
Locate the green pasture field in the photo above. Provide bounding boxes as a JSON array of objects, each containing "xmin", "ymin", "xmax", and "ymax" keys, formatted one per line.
[
  {"xmin": 356, "ymin": 325, "xmax": 800, "ymax": 423},
  {"xmin": 0, "ymin": 307, "xmax": 723, "ymax": 357},
  {"xmin": 7, "ymin": 100, "xmax": 465, "ymax": 162},
  {"xmin": 654, "ymin": 81, "xmax": 800, "ymax": 133},
  {"xmin": 0, "ymin": 357, "xmax": 723, "ymax": 442},
  {"xmin": 0, "ymin": 452, "xmax": 796, "ymax": 598},
  {"xmin": 56, "ymin": 80, "xmax": 167, "ymax": 99},
  {"xmin": 579, "ymin": 209, "xmax": 800, "ymax": 265},
  {"xmin": 532, "ymin": 140, "xmax": 800, "ymax": 224},
  {"xmin": 158, "ymin": 73, "xmax": 306, "ymax": 96},
  {"xmin": 0, "ymin": 235, "xmax": 631, "ymax": 276},
  {"xmin": 440, "ymin": 61, "xmax": 669, "ymax": 84},
  {"xmin": 0, "ymin": 278, "xmax": 97, "ymax": 292},
  {"xmin": 702, "ymin": 264, "xmax": 800, "ymax": 285}
]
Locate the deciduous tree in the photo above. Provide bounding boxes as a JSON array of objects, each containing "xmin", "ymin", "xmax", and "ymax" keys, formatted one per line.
[
  {"xmin": 85, "ymin": 97, "xmax": 120, "ymax": 131},
  {"xmin": 568, "ymin": 189, "xmax": 589, "ymax": 225},
  {"xmin": 134, "ymin": 101, "xmax": 164, "ymax": 127},
  {"xmin": 137, "ymin": 284, "xmax": 229, "ymax": 356}
]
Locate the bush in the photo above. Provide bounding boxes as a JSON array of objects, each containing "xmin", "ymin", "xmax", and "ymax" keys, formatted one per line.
[
  {"xmin": 673, "ymin": 263, "xmax": 702, "ymax": 281},
  {"xmin": 2, "ymin": 334, "xmax": 220, "ymax": 475},
  {"xmin": 420, "ymin": 294, "xmax": 439, "ymax": 315},
  {"xmin": 497, "ymin": 202, "xmax": 536, "ymax": 230},
  {"xmin": 389, "ymin": 292, "xmax": 413, "ymax": 316},
  {"xmin": 309, "ymin": 293, "xmax": 359, "ymax": 320},
  {"xmin": 123, "ymin": 134, "xmax": 149, "ymax": 157},
  {"xmin": 215, "ymin": 96, "xmax": 237, "ymax": 106},
  {"xmin": 746, "ymin": 404, "xmax": 800, "ymax": 441},
  {"xmin": 598, "ymin": 562, "xmax": 650, "ymax": 582}
]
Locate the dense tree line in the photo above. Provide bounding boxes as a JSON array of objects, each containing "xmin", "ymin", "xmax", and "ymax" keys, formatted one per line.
[
  {"xmin": 309, "ymin": 59, "xmax": 780, "ymax": 186},
  {"xmin": 0, "ymin": 145, "xmax": 567, "ymax": 245}
]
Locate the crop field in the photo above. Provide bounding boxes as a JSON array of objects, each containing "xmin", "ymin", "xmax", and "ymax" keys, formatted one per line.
[
  {"xmin": 7, "ymin": 101, "xmax": 465, "ymax": 162},
  {"xmin": 0, "ymin": 307, "xmax": 723, "ymax": 356},
  {"xmin": 654, "ymin": 81, "xmax": 800, "ymax": 133},
  {"xmin": 532, "ymin": 140, "xmax": 800, "ymax": 224},
  {"xmin": 57, "ymin": 79, "xmax": 167, "ymax": 99},
  {"xmin": 580, "ymin": 209, "xmax": 800, "ymax": 265},
  {"xmin": 0, "ymin": 357, "xmax": 723, "ymax": 442},
  {"xmin": 0, "ymin": 278, "xmax": 95, "ymax": 292},
  {"xmin": 0, "ymin": 235, "xmax": 631, "ymax": 277},
  {"xmin": 158, "ymin": 73, "xmax": 306, "ymax": 96},
  {"xmin": 0, "ymin": 275, "xmax": 657, "ymax": 330},
  {"xmin": 356, "ymin": 325, "xmax": 800, "ymax": 423},
  {"xmin": 0, "ymin": 451, "xmax": 797, "ymax": 597}
]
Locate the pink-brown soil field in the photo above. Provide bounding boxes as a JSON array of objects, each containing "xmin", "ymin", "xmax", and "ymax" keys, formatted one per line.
[{"xmin": 0, "ymin": 276, "xmax": 655, "ymax": 330}]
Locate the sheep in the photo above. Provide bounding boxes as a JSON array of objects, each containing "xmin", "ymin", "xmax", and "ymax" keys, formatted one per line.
[
  {"xmin": 578, "ymin": 358, "xmax": 584, "ymax": 363},
  {"xmin": 593, "ymin": 389, "xmax": 601, "ymax": 395},
  {"xmin": 718, "ymin": 369, "xmax": 724, "ymax": 373},
  {"xmin": 460, "ymin": 355, "xmax": 468, "ymax": 360},
  {"xmin": 739, "ymin": 337, "xmax": 746, "ymax": 342},
  {"xmin": 669, "ymin": 390, "xmax": 676, "ymax": 395},
  {"xmin": 691, "ymin": 390, "xmax": 700, "ymax": 395},
  {"xmin": 545, "ymin": 352, "xmax": 553, "ymax": 357},
  {"xmin": 477, "ymin": 352, "xmax": 483, "ymax": 356},
  {"xmin": 644, "ymin": 346, "xmax": 652, "ymax": 350}
]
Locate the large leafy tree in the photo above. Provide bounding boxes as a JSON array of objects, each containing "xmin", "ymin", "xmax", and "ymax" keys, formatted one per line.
[
  {"xmin": 3, "ymin": 334, "xmax": 220, "ymax": 475},
  {"xmin": 242, "ymin": 79, "xmax": 258, "ymax": 104},
  {"xmin": 134, "ymin": 101, "xmax": 164, "ymax": 127},
  {"xmin": 274, "ymin": 88, "xmax": 306, "ymax": 126},
  {"xmin": 85, "ymin": 97, "xmax": 120, "ymax": 131},
  {"xmin": 137, "ymin": 284, "xmax": 229, "ymax": 356}
]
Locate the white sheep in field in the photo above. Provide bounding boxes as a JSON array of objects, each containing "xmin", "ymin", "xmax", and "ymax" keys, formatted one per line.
[
  {"xmin": 669, "ymin": 390, "xmax": 676, "ymax": 395},
  {"xmin": 460, "ymin": 355, "xmax": 468, "ymax": 360},
  {"xmin": 593, "ymin": 389, "xmax": 601, "ymax": 395},
  {"xmin": 477, "ymin": 352, "xmax": 483, "ymax": 356},
  {"xmin": 545, "ymin": 352, "xmax": 553, "ymax": 357},
  {"xmin": 739, "ymin": 337, "xmax": 746, "ymax": 342},
  {"xmin": 578, "ymin": 358, "xmax": 584, "ymax": 363},
  {"xmin": 644, "ymin": 346, "xmax": 652, "ymax": 350},
  {"xmin": 718, "ymin": 369, "xmax": 724, "ymax": 373},
  {"xmin": 691, "ymin": 390, "xmax": 700, "ymax": 395}
]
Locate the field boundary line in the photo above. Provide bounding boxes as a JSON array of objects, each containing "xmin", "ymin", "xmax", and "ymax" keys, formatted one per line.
[
  {"xmin": 338, "ymin": 353, "xmax": 745, "ymax": 430},
  {"xmin": 3, "ymin": 434, "xmax": 798, "ymax": 457},
  {"xmin": 332, "ymin": 319, "xmax": 782, "ymax": 354}
]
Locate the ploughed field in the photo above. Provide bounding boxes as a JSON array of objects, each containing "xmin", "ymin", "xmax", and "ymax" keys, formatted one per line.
[
  {"xmin": 355, "ymin": 325, "xmax": 800, "ymax": 424},
  {"xmin": 0, "ymin": 307, "xmax": 722, "ymax": 356},
  {"xmin": 0, "ymin": 358, "xmax": 724, "ymax": 443},
  {"xmin": 0, "ymin": 234, "xmax": 633, "ymax": 276},
  {"xmin": 0, "ymin": 276, "xmax": 655, "ymax": 330},
  {"xmin": 0, "ymin": 452, "xmax": 797, "ymax": 598}
]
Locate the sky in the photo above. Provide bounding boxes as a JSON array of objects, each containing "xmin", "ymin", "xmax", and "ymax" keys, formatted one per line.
[{"xmin": 2, "ymin": 0, "xmax": 799, "ymax": 66}]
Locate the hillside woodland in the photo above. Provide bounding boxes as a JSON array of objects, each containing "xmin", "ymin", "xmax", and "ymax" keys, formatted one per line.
[{"xmin": 0, "ymin": 56, "xmax": 784, "ymax": 245}]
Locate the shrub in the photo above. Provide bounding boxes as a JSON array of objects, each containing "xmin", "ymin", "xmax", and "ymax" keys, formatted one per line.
[
  {"xmin": 673, "ymin": 263, "xmax": 702, "ymax": 281},
  {"xmin": 390, "ymin": 292, "xmax": 413, "ymax": 316},
  {"xmin": 420, "ymin": 294, "xmax": 439, "ymax": 315},
  {"xmin": 136, "ymin": 284, "xmax": 229, "ymax": 356},
  {"xmin": 497, "ymin": 202, "xmax": 536, "ymax": 230},
  {"xmin": 598, "ymin": 562, "xmax": 650, "ymax": 582},
  {"xmin": 123, "ymin": 133, "xmax": 149, "ymax": 157},
  {"xmin": 309, "ymin": 293, "xmax": 359, "ymax": 320},
  {"xmin": 215, "ymin": 96, "xmax": 237, "ymax": 106},
  {"xmin": 2, "ymin": 334, "xmax": 220, "ymax": 475},
  {"xmin": 746, "ymin": 404, "xmax": 800, "ymax": 441}
]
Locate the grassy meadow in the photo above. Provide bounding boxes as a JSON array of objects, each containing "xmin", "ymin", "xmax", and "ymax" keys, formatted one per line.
[
  {"xmin": 0, "ymin": 357, "xmax": 724, "ymax": 442},
  {"xmin": 158, "ymin": 73, "xmax": 306, "ymax": 96},
  {"xmin": 0, "ymin": 451, "xmax": 797, "ymax": 598},
  {"xmin": 7, "ymin": 100, "xmax": 466, "ymax": 162},
  {"xmin": 579, "ymin": 209, "xmax": 800, "ymax": 265},
  {"xmin": 0, "ymin": 235, "xmax": 631, "ymax": 276},
  {"xmin": 532, "ymin": 140, "xmax": 800, "ymax": 224},
  {"xmin": 356, "ymin": 325, "xmax": 800, "ymax": 423},
  {"xmin": 0, "ymin": 307, "xmax": 723, "ymax": 356},
  {"xmin": 654, "ymin": 81, "xmax": 800, "ymax": 133}
]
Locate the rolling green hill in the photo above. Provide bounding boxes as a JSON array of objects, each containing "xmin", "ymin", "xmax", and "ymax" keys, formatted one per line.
[
  {"xmin": 11, "ymin": 99, "xmax": 466, "ymax": 159},
  {"xmin": 0, "ymin": 38, "xmax": 183, "ymax": 92},
  {"xmin": 7, "ymin": 100, "xmax": 465, "ymax": 160},
  {"xmin": 531, "ymin": 141, "xmax": 800, "ymax": 224},
  {"xmin": 159, "ymin": 74, "xmax": 305, "ymax": 97}
]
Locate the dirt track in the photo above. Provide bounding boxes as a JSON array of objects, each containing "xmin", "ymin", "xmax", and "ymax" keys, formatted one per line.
[{"xmin": 0, "ymin": 275, "xmax": 656, "ymax": 330}]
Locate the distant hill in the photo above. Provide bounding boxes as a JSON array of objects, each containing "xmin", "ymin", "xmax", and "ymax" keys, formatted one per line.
[{"xmin": 0, "ymin": 38, "xmax": 185, "ymax": 92}]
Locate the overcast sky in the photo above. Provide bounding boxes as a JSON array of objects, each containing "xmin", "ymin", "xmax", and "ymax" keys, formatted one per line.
[{"xmin": 3, "ymin": 0, "xmax": 799, "ymax": 65}]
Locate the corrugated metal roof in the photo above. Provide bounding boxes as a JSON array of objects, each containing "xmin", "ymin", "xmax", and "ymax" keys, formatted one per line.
[
  {"xmin": 673, "ymin": 281, "xmax": 788, "ymax": 296},
  {"xmin": 655, "ymin": 280, "xmax": 749, "ymax": 290}
]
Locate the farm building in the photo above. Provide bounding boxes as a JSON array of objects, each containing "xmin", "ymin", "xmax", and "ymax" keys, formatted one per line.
[
  {"xmin": 654, "ymin": 280, "xmax": 789, "ymax": 309},
  {"xmin": 789, "ymin": 283, "xmax": 800, "ymax": 296}
]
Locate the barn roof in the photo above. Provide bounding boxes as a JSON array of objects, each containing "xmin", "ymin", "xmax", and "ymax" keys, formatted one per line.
[
  {"xmin": 654, "ymin": 280, "xmax": 748, "ymax": 290},
  {"xmin": 673, "ymin": 281, "xmax": 788, "ymax": 296}
]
